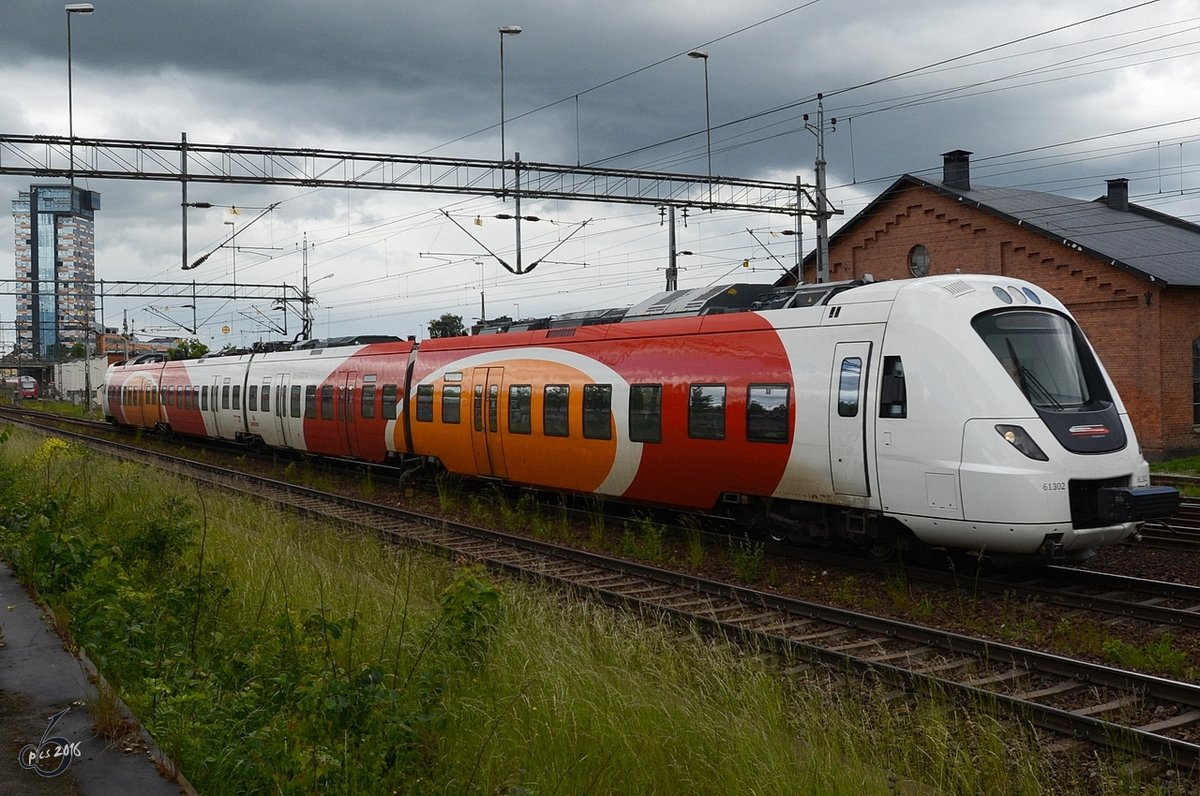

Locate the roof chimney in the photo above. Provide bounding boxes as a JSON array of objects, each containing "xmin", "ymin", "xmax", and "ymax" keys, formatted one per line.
[
  {"xmin": 1106, "ymin": 178, "xmax": 1129, "ymax": 212},
  {"xmin": 942, "ymin": 149, "xmax": 972, "ymax": 191}
]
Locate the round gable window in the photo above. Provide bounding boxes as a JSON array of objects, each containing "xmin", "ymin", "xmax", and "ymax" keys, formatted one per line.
[{"xmin": 908, "ymin": 245, "xmax": 930, "ymax": 277}]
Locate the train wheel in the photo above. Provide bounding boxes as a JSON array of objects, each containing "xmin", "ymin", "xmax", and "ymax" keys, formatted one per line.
[{"xmin": 861, "ymin": 539, "xmax": 899, "ymax": 563}]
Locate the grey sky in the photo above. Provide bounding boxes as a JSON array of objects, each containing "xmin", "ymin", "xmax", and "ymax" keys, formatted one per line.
[{"xmin": 1, "ymin": 0, "xmax": 1197, "ymax": 344}]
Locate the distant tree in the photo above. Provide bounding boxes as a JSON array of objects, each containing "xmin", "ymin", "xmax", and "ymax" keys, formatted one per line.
[
  {"xmin": 168, "ymin": 338, "xmax": 209, "ymax": 360},
  {"xmin": 428, "ymin": 313, "xmax": 466, "ymax": 339},
  {"xmin": 67, "ymin": 342, "xmax": 87, "ymax": 360}
]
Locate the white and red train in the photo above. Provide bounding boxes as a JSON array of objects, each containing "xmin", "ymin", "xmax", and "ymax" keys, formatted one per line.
[{"xmin": 103, "ymin": 274, "xmax": 1177, "ymax": 563}]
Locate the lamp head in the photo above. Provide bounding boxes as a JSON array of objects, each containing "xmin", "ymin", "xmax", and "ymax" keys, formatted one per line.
[
  {"xmin": 687, "ymin": 50, "xmax": 708, "ymax": 60},
  {"xmin": 499, "ymin": 25, "xmax": 522, "ymax": 35},
  {"xmin": 65, "ymin": 3, "xmax": 94, "ymax": 13}
]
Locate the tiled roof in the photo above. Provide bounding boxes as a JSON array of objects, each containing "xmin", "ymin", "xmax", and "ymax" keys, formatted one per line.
[{"xmin": 881, "ymin": 175, "xmax": 1200, "ymax": 287}]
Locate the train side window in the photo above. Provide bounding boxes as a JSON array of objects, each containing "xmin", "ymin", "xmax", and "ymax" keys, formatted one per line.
[
  {"xmin": 442, "ymin": 385, "xmax": 461, "ymax": 424},
  {"xmin": 543, "ymin": 384, "xmax": 569, "ymax": 437},
  {"xmin": 290, "ymin": 385, "xmax": 302, "ymax": 418},
  {"xmin": 193, "ymin": 387, "xmax": 199, "ymax": 409},
  {"xmin": 583, "ymin": 384, "xmax": 613, "ymax": 440},
  {"xmin": 382, "ymin": 384, "xmax": 398, "ymax": 420},
  {"xmin": 508, "ymin": 385, "xmax": 532, "ymax": 434},
  {"xmin": 838, "ymin": 358, "xmax": 862, "ymax": 418},
  {"xmin": 304, "ymin": 386, "xmax": 317, "ymax": 419},
  {"xmin": 629, "ymin": 384, "xmax": 662, "ymax": 443},
  {"xmin": 488, "ymin": 385, "xmax": 500, "ymax": 432},
  {"xmin": 201, "ymin": 385, "xmax": 209, "ymax": 411},
  {"xmin": 473, "ymin": 385, "xmax": 484, "ymax": 431},
  {"xmin": 232, "ymin": 385, "xmax": 241, "ymax": 411},
  {"xmin": 248, "ymin": 385, "xmax": 258, "ymax": 412},
  {"xmin": 221, "ymin": 384, "xmax": 230, "ymax": 410},
  {"xmin": 747, "ymin": 384, "xmax": 789, "ymax": 443},
  {"xmin": 689, "ymin": 384, "xmax": 726, "ymax": 440},
  {"xmin": 361, "ymin": 384, "xmax": 376, "ymax": 419},
  {"xmin": 321, "ymin": 385, "xmax": 334, "ymax": 420},
  {"xmin": 415, "ymin": 385, "xmax": 434, "ymax": 422},
  {"xmin": 879, "ymin": 356, "xmax": 907, "ymax": 418},
  {"xmin": 261, "ymin": 384, "xmax": 270, "ymax": 413}
]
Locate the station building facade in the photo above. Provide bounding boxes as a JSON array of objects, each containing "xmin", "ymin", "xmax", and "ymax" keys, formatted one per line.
[{"xmin": 780, "ymin": 150, "xmax": 1200, "ymax": 459}]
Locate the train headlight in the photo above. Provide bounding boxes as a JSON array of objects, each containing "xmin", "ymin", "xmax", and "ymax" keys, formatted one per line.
[{"xmin": 995, "ymin": 424, "xmax": 1049, "ymax": 461}]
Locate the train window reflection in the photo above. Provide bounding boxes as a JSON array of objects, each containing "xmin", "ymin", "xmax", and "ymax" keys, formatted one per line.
[
  {"xmin": 416, "ymin": 384, "xmax": 434, "ymax": 422},
  {"xmin": 879, "ymin": 357, "xmax": 906, "ymax": 418},
  {"xmin": 689, "ymin": 384, "xmax": 726, "ymax": 439},
  {"xmin": 544, "ymin": 385, "xmax": 569, "ymax": 437},
  {"xmin": 360, "ymin": 384, "xmax": 375, "ymax": 418},
  {"xmin": 305, "ymin": 386, "xmax": 317, "ymax": 419},
  {"xmin": 973, "ymin": 310, "xmax": 1106, "ymax": 409},
  {"xmin": 747, "ymin": 384, "xmax": 789, "ymax": 442},
  {"xmin": 321, "ymin": 385, "xmax": 334, "ymax": 420},
  {"xmin": 488, "ymin": 384, "xmax": 500, "ymax": 433},
  {"xmin": 629, "ymin": 384, "xmax": 662, "ymax": 443},
  {"xmin": 508, "ymin": 385, "xmax": 532, "ymax": 434},
  {"xmin": 382, "ymin": 384, "xmax": 398, "ymax": 420},
  {"xmin": 583, "ymin": 384, "xmax": 613, "ymax": 440},
  {"xmin": 442, "ymin": 384, "xmax": 461, "ymax": 424},
  {"xmin": 837, "ymin": 359, "xmax": 861, "ymax": 418}
]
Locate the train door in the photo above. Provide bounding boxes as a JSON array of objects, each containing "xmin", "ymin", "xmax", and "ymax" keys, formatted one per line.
[
  {"xmin": 469, "ymin": 367, "xmax": 508, "ymax": 478},
  {"xmin": 339, "ymin": 371, "xmax": 360, "ymax": 458},
  {"xmin": 274, "ymin": 373, "xmax": 294, "ymax": 449},
  {"xmin": 209, "ymin": 375, "xmax": 222, "ymax": 436},
  {"xmin": 829, "ymin": 342, "xmax": 871, "ymax": 497}
]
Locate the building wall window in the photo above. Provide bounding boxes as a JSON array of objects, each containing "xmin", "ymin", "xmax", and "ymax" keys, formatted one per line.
[
  {"xmin": 907, "ymin": 244, "xmax": 930, "ymax": 277},
  {"xmin": 1192, "ymin": 339, "xmax": 1200, "ymax": 426}
]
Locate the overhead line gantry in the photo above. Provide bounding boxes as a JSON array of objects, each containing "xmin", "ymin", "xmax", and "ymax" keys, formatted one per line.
[
  {"xmin": 0, "ymin": 132, "xmax": 822, "ymax": 215},
  {"xmin": 0, "ymin": 132, "xmax": 839, "ymax": 334}
]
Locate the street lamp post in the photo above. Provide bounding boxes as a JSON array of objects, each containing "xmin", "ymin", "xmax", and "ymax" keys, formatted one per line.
[
  {"xmin": 65, "ymin": 3, "xmax": 94, "ymax": 191},
  {"xmin": 66, "ymin": 3, "xmax": 94, "ymax": 412},
  {"xmin": 687, "ymin": 49, "xmax": 712, "ymax": 203},
  {"xmin": 498, "ymin": 25, "xmax": 522, "ymax": 166}
]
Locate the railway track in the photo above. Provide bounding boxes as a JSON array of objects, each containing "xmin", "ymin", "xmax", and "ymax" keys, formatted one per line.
[
  {"xmin": 1146, "ymin": 474, "xmax": 1200, "ymax": 551},
  {"xmin": 6, "ymin": 406, "xmax": 1200, "ymax": 631},
  {"xmin": 5, "ymin": 409, "xmax": 1200, "ymax": 773}
]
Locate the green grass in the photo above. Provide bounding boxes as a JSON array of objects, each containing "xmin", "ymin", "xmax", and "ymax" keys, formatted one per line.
[{"xmin": 0, "ymin": 426, "xmax": 1177, "ymax": 794}]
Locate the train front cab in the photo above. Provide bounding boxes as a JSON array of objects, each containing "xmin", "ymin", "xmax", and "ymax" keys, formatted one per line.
[{"xmin": 875, "ymin": 277, "xmax": 1178, "ymax": 562}]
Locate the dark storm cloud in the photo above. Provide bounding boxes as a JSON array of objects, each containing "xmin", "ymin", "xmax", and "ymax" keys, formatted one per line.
[{"xmin": 1, "ymin": 0, "xmax": 1198, "ymax": 343}]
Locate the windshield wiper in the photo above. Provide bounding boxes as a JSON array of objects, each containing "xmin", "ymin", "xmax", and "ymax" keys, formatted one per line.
[{"xmin": 1005, "ymin": 338, "xmax": 1064, "ymax": 410}]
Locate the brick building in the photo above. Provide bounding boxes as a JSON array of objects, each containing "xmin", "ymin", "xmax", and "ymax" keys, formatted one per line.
[{"xmin": 781, "ymin": 150, "xmax": 1200, "ymax": 459}]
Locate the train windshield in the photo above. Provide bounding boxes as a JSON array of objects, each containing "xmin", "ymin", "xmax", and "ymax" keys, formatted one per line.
[{"xmin": 972, "ymin": 310, "xmax": 1107, "ymax": 410}]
